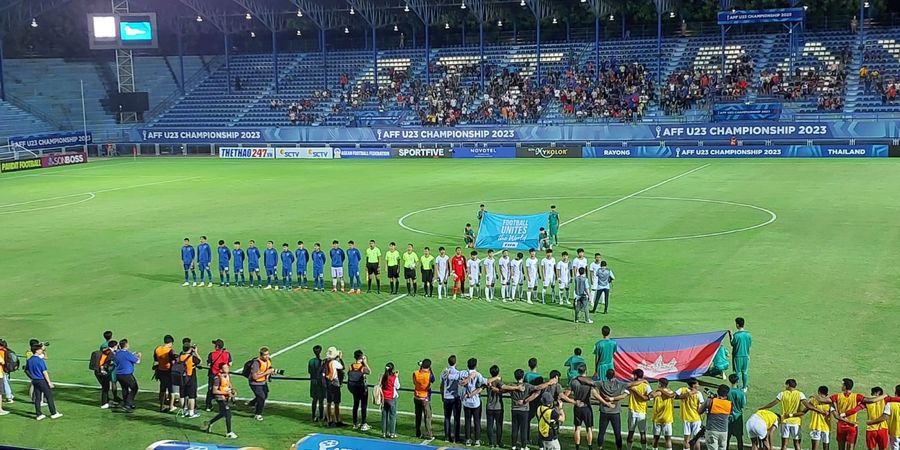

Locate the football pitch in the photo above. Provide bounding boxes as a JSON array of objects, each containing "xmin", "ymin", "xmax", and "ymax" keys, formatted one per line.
[{"xmin": 2, "ymin": 157, "xmax": 899, "ymax": 450}]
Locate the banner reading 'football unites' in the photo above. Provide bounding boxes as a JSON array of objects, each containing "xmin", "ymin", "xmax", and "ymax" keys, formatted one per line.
[{"xmin": 474, "ymin": 212, "xmax": 549, "ymax": 251}]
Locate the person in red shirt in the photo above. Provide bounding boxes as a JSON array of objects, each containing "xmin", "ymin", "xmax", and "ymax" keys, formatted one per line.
[
  {"xmin": 205, "ymin": 339, "xmax": 232, "ymax": 412},
  {"xmin": 814, "ymin": 378, "xmax": 865, "ymax": 450},
  {"xmin": 450, "ymin": 247, "xmax": 467, "ymax": 300}
]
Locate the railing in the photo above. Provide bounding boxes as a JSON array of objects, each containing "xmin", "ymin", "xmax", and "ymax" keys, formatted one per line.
[{"xmin": 143, "ymin": 55, "xmax": 224, "ymax": 124}]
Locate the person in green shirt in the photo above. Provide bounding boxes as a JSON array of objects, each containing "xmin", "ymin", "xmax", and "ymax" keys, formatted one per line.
[
  {"xmin": 402, "ymin": 244, "xmax": 420, "ymax": 297},
  {"xmin": 365, "ymin": 240, "xmax": 382, "ymax": 294},
  {"xmin": 384, "ymin": 242, "xmax": 401, "ymax": 295},
  {"xmin": 593, "ymin": 326, "xmax": 616, "ymax": 379},
  {"xmin": 729, "ymin": 317, "xmax": 752, "ymax": 391},
  {"xmin": 548, "ymin": 205, "xmax": 560, "ymax": 245},
  {"xmin": 524, "ymin": 357, "xmax": 541, "ymax": 384},
  {"xmin": 464, "ymin": 223, "xmax": 475, "ymax": 248},
  {"xmin": 727, "ymin": 373, "xmax": 746, "ymax": 450},
  {"xmin": 563, "ymin": 348, "xmax": 585, "ymax": 383},
  {"xmin": 420, "ymin": 247, "xmax": 436, "ymax": 298}
]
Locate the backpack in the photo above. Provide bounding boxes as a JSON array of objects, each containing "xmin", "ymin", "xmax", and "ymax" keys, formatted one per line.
[
  {"xmin": 537, "ymin": 405, "xmax": 558, "ymax": 439},
  {"xmin": 347, "ymin": 363, "xmax": 365, "ymax": 387},
  {"xmin": 89, "ymin": 350, "xmax": 102, "ymax": 371},
  {"xmin": 4, "ymin": 349, "xmax": 19, "ymax": 373},
  {"xmin": 171, "ymin": 355, "xmax": 188, "ymax": 378},
  {"xmin": 241, "ymin": 358, "xmax": 255, "ymax": 378}
]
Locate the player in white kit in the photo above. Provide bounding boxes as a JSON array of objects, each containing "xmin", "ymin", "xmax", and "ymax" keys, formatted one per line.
[
  {"xmin": 589, "ymin": 252, "xmax": 603, "ymax": 309},
  {"xmin": 482, "ymin": 249, "xmax": 496, "ymax": 302},
  {"xmin": 539, "ymin": 249, "xmax": 557, "ymax": 304},
  {"xmin": 556, "ymin": 251, "xmax": 571, "ymax": 305},
  {"xmin": 435, "ymin": 246, "xmax": 451, "ymax": 299},
  {"xmin": 570, "ymin": 248, "xmax": 589, "ymax": 301},
  {"xmin": 524, "ymin": 249, "xmax": 539, "ymax": 304},
  {"xmin": 509, "ymin": 252, "xmax": 523, "ymax": 301},
  {"xmin": 466, "ymin": 250, "xmax": 481, "ymax": 299},
  {"xmin": 498, "ymin": 250, "xmax": 511, "ymax": 301}
]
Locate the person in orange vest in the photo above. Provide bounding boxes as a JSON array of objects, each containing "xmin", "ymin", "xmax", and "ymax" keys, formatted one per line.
[
  {"xmin": 173, "ymin": 343, "xmax": 202, "ymax": 418},
  {"xmin": 249, "ymin": 347, "xmax": 275, "ymax": 421},
  {"xmin": 699, "ymin": 385, "xmax": 734, "ymax": 450},
  {"xmin": 413, "ymin": 359, "xmax": 436, "ymax": 442},
  {"xmin": 95, "ymin": 340, "xmax": 118, "ymax": 409},
  {"xmin": 204, "ymin": 362, "xmax": 237, "ymax": 439},
  {"xmin": 153, "ymin": 335, "xmax": 175, "ymax": 412}
]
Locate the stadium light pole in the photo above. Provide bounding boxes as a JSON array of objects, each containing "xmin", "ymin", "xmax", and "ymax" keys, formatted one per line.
[
  {"xmin": 289, "ymin": 0, "xmax": 348, "ymax": 93},
  {"xmin": 231, "ymin": 0, "xmax": 283, "ymax": 95},
  {"xmin": 653, "ymin": 1, "xmax": 676, "ymax": 97},
  {"xmin": 407, "ymin": 0, "xmax": 441, "ymax": 86},
  {"xmin": 464, "ymin": 0, "xmax": 499, "ymax": 92},
  {"xmin": 524, "ymin": 0, "xmax": 554, "ymax": 84},
  {"xmin": 582, "ymin": 0, "xmax": 615, "ymax": 84},
  {"xmin": 175, "ymin": 0, "xmax": 233, "ymax": 92},
  {"xmin": 345, "ymin": 0, "xmax": 389, "ymax": 89}
]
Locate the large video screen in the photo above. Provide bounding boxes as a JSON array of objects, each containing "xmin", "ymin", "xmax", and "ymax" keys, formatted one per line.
[{"xmin": 88, "ymin": 13, "xmax": 158, "ymax": 50}]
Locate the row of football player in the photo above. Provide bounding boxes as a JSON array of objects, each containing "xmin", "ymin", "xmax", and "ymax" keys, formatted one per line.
[{"xmin": 178, "ymin": 238, "xmax": 614, "ymax": 302}]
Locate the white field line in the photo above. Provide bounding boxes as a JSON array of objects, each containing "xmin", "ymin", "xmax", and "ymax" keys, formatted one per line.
[
  {"xmin": 559, "ymin": 164, "xmax": 710, "ymax": 227},
  {"xmin": 8, "ymin": 378, "xmax": 738, "ymax": 447},
  {"xmin": 199, "ymin": 293, "xmax": 408, "ymax": 391}
]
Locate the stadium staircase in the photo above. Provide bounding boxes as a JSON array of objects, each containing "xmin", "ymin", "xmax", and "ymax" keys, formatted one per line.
[{"xmin": 0, "ymin": 100, "xmax": 55, "ymax": 139}]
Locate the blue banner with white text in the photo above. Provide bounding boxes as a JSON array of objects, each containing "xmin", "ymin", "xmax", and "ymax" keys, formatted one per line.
[
  {"xmin": 8, "ymin": 131, "xmax": 92, "ymax": 151},
  {"xmin": 293, "ymin": 434, "xmax": 466, "ymax": 450},
  {"xmin": 475, "ymin": 212, "xmax": 550, "ymax": 251},
  {"xmin": 583, "ymin": 145, "xmax": 888, "ymax": 158},
  {"xmin": 333, "ymin": 147, "xmax": 392, "ymax": 159},
  {"xmin": 452, "ymin": 146, "xmax": 517, "ymax": 158},
  {"xmin": 718, "ymin": 8, "xmax": 805, "ymax": 25},
  {"xmin": 713, "ymin": 103, "xmax": 782, "ymax": 122}
]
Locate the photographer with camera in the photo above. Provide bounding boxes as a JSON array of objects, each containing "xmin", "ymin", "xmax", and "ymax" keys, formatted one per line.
[
  {"xmin": 172, "ymin": 342, "xmax": 202, "ymax": 418},
  {"xmin": 93, "ymin": 340, "xmax": 118, "ymax": 409},
  {"xmin": 205, "ymin": 339, "xmax": 232, "ymax": 412},
  {"xmin": 697, "ymin": 385, "xmax": 733, "ymax": 450},
  {"xmin": 204, "ymin": 362, "xmax": 238, "ymax": 439},
  {"xmin": 153, "ymin": 335, "xmax": 176, "ymax": 412},
  {"xmin": 323, "ymin": 346, "xmax": 345, "ymax": 427},
  {"xmin": 347, "ymin": 350, "xmax": 371, "ymax": 431},
  {"xmin": 249, "ymin": 347, "xmax": 277, "ymax": 421},
  {"xmin": 0, "ymin": 339, "xmax": 15, "ymax": 405}
]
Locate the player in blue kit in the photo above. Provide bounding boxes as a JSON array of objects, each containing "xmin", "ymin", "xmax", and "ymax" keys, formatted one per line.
[
  {"xmin": 181, "ymin": 238, "xmax": 197, "ymax": 286},
  {"xmin": 232, "ymin": 241, "xmax": 245, "ymax": 287},
  {"xmin": 217, "ymin": 240, "xmax": 231, "ymax": 286},
  {"xmin": 280, "ymin": 243, "xmax": 295, "ymax": 291},
  {"xmin": 311, "ymin": 243, "xmax": 326, "ymax": 292},
  {"xmin": 346, "ymin": 240, "xmax": 362, "ymax": 294},
  {"xmin": 197, "ymin": 236, "xmax": 212, "ymax": 287},
  {"xmin": 263, "ymin": 241, "xmax": 279, "ymax": 290},
  {"xmin": 295, "ymin": 241, "xmax": 309, "ymax": 290},
  {"xmin": 329, "ymin": 240, "xmax": 346, "ymax": 293},
  {"xmin": 247, "ymin": 240, "xmax": 261, "ymax": 288}
]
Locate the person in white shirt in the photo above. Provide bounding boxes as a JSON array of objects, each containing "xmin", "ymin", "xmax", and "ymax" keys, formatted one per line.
[
  {"xmin": 435, "ymin": 247, "xmax": 450, "ymax": 299},
  {"xmin": 497, "ymin": 250, "xmax": 511, "ymax": 301},
  {"xmin": 524, "ymin": 249, "xmax": 539, "ymax": 304},
  {"xmin": 482, "ymin": 250, "xmax": 496, "ymax": 302},
  {"xmin": 466, "ymin": 251, "xmax": 481, "ymax": 299},
  {"xmin": 540, "ymin": 249, "xmax": 557, "ymax": 304},
  {"xmin": 556, "ymin": 252, "xmax": 571, "ymax": 305},
  {"xmin": 589, "ymin": 253, "xmax": 603, "ymax": 310},
  {"xmin": 570, "ymin": 249, "xmax": 589, "ymax": 301},
  {"xmin": 509, "ymin": 253, "xmax": 523, "ymax": 302}
]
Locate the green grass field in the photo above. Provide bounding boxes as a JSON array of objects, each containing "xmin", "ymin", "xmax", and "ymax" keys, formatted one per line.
[{"xmin": 2, "ymin": 157, "xmax": 899, "ymax": 450}]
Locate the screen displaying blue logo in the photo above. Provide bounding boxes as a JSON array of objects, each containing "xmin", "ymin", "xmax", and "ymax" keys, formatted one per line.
[{"xmin": 120, "ymin": 21, "xmax": 152, "ymax": 41}]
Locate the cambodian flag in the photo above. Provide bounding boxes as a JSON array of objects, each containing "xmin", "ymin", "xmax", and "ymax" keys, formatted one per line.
[{"xmin": 613, "ymin": 330, "xmax": 727, "ymax": 381}]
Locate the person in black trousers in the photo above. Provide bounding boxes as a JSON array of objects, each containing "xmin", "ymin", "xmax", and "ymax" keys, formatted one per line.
[
  {"xmin": 95, "ymin": 340, "xmax": 118, "ymax": 408},
  {"xmin": 25, "ymin": 344, "xmax": 62, "ymax": 420},
  {"xmin": 114, "ymin": 339, "xmax": 141, "ymax": 412},
  {"xmin": 346, "ymin": 350, "xmax": 371, "ymax": 430},
  {"xmin": 204, "ymin": 363, "xmax": 238, "ymax": 439},
  {"xmin": 204, "ymin": 340, "xmax": 232, "ymax": 412},
  {"xmin": 441, "ymin": 355, "xmax": 463, "ymax": 443},
  {"xmin": 249, "ymin": 347, "xmax": 274, "ymax": 421}
]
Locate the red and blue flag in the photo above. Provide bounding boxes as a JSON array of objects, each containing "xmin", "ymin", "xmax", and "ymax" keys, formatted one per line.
[{"xmin": 613, "ymin": 330, "xmax": 727, "ymax": 381}]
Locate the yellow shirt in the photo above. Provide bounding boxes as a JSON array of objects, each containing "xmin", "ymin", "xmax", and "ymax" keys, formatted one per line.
[
  {"xmin": 365, "ymin": 247, "xmax": 381, "ymax": 263},
  {"xmin": 779, "ymin": 390, "xmax": 805, "ymax": 426},
  {"xmin": 652, "ymin": 394, "xmax": 674, "ymax": 424},
  {"xmin": 757, "ymin": 409, "xmax": 779, "ymax": 429},
  {"xmin": 629, "ymin": 382, "xmax": 651, "ymax": 414},
  {"xmin": 402, "ymin": 251, "xmax": 419, "ymax": 269},
  {"xmin": 809, "ymin": 398, "xmax": 831, "ymax": 433},
  {"xmin": 868, "ymin": 400, "xmax": 888, "ymax": 431},
  {"xmin": 677, "ymin": 388, "xmax": 702, "ymax": 423},
  {"xmin": 385, "ymin": 250, "xmax": 401, "ymax": 267},
  {"xmin": 886, "ymin": 403, "xmax": 900, "ymax": 437}
]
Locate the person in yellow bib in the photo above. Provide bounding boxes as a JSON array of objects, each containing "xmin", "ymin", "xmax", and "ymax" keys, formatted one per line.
[
  {"xmin": 676, "ymin": 378, "xmax": 705, "ymax": 450},
  {"xmin": 759, "ymin": 379, "xmax": 826, "ymax": 450},
  {"xmin": 802, "ymin": 386, "xmax": 836, "ymax": 450},
  {"xmin": 867, "ymin": 385, "xmax": 900, "ymax": 450},
  {"xmin": 747, "ymin": 409, "xmax": 780, "ymax": 450},
  {"xmin": 650, "ymin": 378, "xmax": 676, "ymax": 450},
  {"xmin": 627, "ymin": 369, "xmax": 653, "ymax": 449},
  {"xmin": 384, "ymin": 242, "xmax": 401, "ymax": 295}
]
